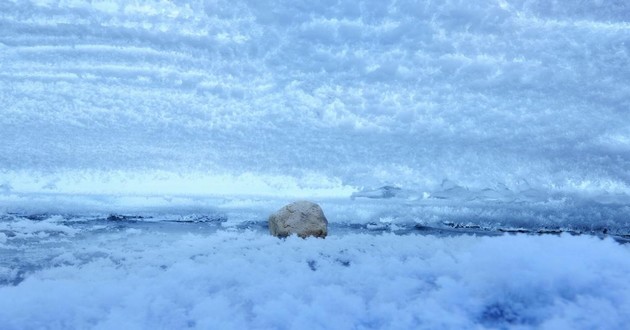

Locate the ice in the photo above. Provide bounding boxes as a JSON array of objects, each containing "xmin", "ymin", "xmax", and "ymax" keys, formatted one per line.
[
  {"xmin": 1, "ymin": 0, "xmax": 629, "ymax": 207},
  {"xmin": 1, "ymin": 230, "xmax": 629, "ymax": 329},
  {"xmin": 351, "ymin": 186, "xmax": 403, "ymax": 199},
  {"xmin": 1, "ymin": 1, "xmax": 630, "ymax": 327}
]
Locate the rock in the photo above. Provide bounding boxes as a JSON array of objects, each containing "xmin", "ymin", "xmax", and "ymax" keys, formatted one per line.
[{"xmin": 268, "ymin": 201, "xmax": 328, "ymax": 238}]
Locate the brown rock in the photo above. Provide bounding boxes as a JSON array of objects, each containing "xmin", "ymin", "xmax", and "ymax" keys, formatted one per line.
[{"xmin": 268, "ymin": 201, "xmax": 328, "ymax": 238}]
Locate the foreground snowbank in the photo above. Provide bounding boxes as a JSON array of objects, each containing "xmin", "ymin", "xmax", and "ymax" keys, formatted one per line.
[{"xmin": 1, "ymin": 230, "xmax": 628, "ymax": 329}]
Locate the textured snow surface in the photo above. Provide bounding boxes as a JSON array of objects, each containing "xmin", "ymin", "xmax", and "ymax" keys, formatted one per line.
[
  {"xmin": 1, "ymin": 2, "xmax": 630, "ymax": 328},
  {"xmin": 1, "ymin": 228, "xmax": 629, "ymax": 329},
  {"xmin": 2, "ymin": 0, "xmax": 630, "ymax": 231},
  {"xmin": 1, "ymin": 0, "xmax": 630, "ymax": 201}
]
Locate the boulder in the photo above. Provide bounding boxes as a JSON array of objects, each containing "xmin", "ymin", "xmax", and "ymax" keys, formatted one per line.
[{"xmin": 268, "ymin": 201, "xmax": 328, "ymax": 238}]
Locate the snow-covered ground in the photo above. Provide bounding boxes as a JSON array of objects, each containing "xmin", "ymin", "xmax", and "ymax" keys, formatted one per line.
[
  {"xmin": 2, "ymin": 0, "xmax": 630, "ymax": 328},
  {"xmin": 1, "ymin": 216, "xmax": 630, "ymax": 329}
]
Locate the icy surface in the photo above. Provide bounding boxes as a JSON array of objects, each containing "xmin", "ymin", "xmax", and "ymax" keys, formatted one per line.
[
  {"xmin": 1, "ymin": 226, "xmax": 629, "ymax": 329},
  {"xmin": 1, "ymin": 1, "xmax": 629, "ymax": 207},
  {"xmin": 1, "ymin": 1, "xmax": 630, "ymax": 328}
]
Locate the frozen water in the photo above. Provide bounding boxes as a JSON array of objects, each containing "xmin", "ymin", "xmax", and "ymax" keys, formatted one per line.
[{"xmin": 1, "ymin": 1, "xmax": 630, "ymax": 328}]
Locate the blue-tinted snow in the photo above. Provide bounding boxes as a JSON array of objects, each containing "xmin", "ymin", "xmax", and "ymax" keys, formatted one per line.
[
  {"xmin": 1, "ymin": 1, "xmax": 630, "ymax": 328},
  {"xmin": 1, "ymin": 1, "xmax": 629, "ymax": 205},
  {"xmin": 1, "ymin": 226, "xmax": 629, "ymax": 329},
  {"xmin": 1, "ymin": 0, "xmax": 629, "ymax": 231}
]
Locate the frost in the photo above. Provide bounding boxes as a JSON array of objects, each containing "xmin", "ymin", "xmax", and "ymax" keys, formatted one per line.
[
  {"xmin": 0, "ymin": 232, "xmax": 629, "ymax": 329},
  {"xmin": 0, "ymin": 0, "xmax": 628, "ymax": 205},
  {"xmin": 1, "ymin": 1, "xmax": 630, "ymax": 327}
]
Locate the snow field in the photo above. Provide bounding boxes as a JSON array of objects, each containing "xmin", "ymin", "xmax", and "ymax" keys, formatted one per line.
[
  {"xmin": 1, "ymin": 230, "xmax": 629, "ymax": 329},
  {"xmin": 1, "ymin": 1, "xmax": 630, "ymax": 328}
]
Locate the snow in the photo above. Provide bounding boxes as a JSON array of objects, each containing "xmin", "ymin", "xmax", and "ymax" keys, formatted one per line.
[
  {"xmin": 1, "ymin": 228, "xmax": 629, "ymax": 329},
  {"xmin": 1, "ymin": 1, "xmax": 630, "ymax": 328},
  {"xmin": 1, "ymin": 0, "xmax": 629, "ymax": 205}
]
